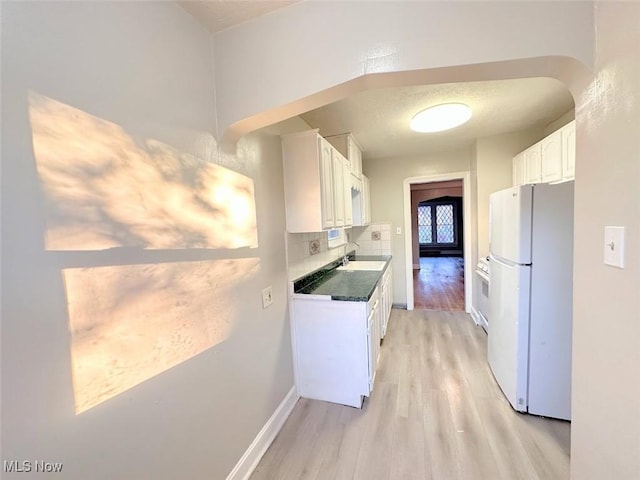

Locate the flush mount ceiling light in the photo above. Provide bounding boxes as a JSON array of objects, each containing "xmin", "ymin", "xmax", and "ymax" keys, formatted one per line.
[{"xmin": 410, "ymin": 103, "xmax": 472, "ymax": 133}]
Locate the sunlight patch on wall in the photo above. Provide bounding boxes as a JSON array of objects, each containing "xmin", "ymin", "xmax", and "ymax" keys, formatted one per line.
[
  {"xmin": 65, "ymin": 259, "xmax": 259, "ymax": 414},
  {"xmin": 29, "ymin": 92, "xmax": 257, "ymax": 250}
]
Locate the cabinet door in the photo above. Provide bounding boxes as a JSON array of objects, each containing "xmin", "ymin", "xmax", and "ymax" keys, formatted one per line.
[
  {"xmin": 332, "ymin": 149, "xmax": 345, "ymax": 228},
  {"xmin": 350, "ymin": 177, "xmax": 364, "ymax": 226},
  {"xmin": 343, "ymin": 157, "xmax": 353, "ymax": 226},
  {"xmin": 319, "ymin": 138, "xmax": 335, "ymax": 229},
  {"xmin": 384, "ymin": 269, "xmax": 393, "ymax": 332},
  {"xmin": 367, "ymin": 307, "xmax": 376, "ymax": 391},
  {"xmin": 541, "ymin": 130, "xmax": 562, "ymax": 183},
  {"xmin": 513, "ymin": 152, "xmax": 525, "ymax": 186},
  {"xmin": 349, "ymin": 136, "xmax": 362, "ymax": 179},
  {"xmin": 524, "ymin": 143, "xmax": 542, "ymax": 184},
  {"xmin": 373, "ymin": 299, "xmax": 381, "ymax": 364},
  {"xmin": 362, "ymin": 175, "xmax": 371, "ymax": 225},
  {"xmin": 562, "ymin": 121, "xmax": 576, "ymax": 180}
]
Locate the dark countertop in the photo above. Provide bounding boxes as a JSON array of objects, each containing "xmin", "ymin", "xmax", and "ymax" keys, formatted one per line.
[{"xmin": 293, "ymin": 254, "xmax": 392, "ymax": 302}]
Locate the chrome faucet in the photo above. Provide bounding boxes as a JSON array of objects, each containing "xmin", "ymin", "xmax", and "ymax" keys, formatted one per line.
[{"xmin": 342, "ymin": 255, "xmax": 349, "ymax": 267}]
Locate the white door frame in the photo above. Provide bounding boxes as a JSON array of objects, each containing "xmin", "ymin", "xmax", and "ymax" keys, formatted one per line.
[{"xmin": 403, "ymin": 171, "xmax": 472, "ymax": 312}]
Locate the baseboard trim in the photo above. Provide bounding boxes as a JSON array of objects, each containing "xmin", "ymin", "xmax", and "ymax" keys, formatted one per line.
[
  {"xmin": 470, "ymin": 306, "xmax": 488, "ymax": 333},
  {"xmin": 226, "ymin": 387, "xmax": 300, "ymax": 480}
]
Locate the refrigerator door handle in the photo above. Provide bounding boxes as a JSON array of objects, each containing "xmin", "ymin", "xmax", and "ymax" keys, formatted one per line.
[{"xmin": 489, "ymin": 253, "xmax": 530, "ymax": 268}]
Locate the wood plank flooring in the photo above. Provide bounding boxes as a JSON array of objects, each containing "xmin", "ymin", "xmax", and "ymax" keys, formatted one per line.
[
  {"xmin": 250, "ymin": 309, "xmax": 570, "ymax": 480},
  {"xmin": 413, "ymin": 257, "xmax": 465, "ymax": 311}
]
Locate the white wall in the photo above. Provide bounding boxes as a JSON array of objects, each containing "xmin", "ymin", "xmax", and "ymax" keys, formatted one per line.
[
  {"xmin": 474, "ymin": 127, "xmax": 545, "ymax": 262},
  {"xmin": 1, "ymin": 3, "xmax": 293, "ymax": 479},
  {"xmin": 544, "ymin": 109, "xmax": 575, "ymax": 136},
  {"xmin": 570, "ymin": 3, "xmax": 640, "ymax": 478},
  {"xmin": 364, "ymin": 148, "xmax": 473, "ymax": 305},
  {"xmin": 211, "ymin": 1, "xmax": 594, "ymax": 141}
]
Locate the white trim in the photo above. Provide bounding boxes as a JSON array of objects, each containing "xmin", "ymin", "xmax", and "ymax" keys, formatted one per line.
[
  {"xmin": 403, "ymin": 171, "xmax": 472, "ymax": 312},
  {"xmin": 470, "ymin": 306, "xmax": 489, "ymax": 332},
  {"xmin": 226, "ymin": 387, "xmax": 300, "ymax": 480}
]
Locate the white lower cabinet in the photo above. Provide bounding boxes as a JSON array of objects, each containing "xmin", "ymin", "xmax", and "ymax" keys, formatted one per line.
[
  {"xmin": 380, "ymin": 266, "xmax": 393, "ymax": 338},
  {"xmin": 367, "ymin": 290, "xmax": 381, "ymax": 391},
  {"xmin": 291, "ymin": 291, "xmax": 377, "ymax": 408},
  {"xmin": 290, "ymin": 266, "xmax": 393, "ymax": 408}
]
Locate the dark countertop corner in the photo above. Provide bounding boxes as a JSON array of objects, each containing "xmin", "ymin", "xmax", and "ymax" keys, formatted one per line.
[{"xmin": 293, "ymin": 254, "xmax": 392, "ymax": 302}]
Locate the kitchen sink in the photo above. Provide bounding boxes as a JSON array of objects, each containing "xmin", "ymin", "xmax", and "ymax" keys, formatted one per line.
[{"xmin": 337, "ymin": 261, "xmax": 386, "ymax": 272}]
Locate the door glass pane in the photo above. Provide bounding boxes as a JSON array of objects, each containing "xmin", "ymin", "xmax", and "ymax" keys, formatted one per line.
[
  {"xmin": 436, "ymin": 205, "xmax": 454, "ymax": 243},
  {"xmin": 417, "ymin": 206, "xmax": 432, "ymax": 243}
]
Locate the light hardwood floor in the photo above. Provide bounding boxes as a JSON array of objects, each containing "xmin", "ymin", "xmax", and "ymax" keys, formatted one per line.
[
  {"xmin": 250, "ymin": 309, "xmax": 570, "ymax": 480},
  {"xmin": 413, "ymin": 257, "xmax": 465, "ymax": 311}
]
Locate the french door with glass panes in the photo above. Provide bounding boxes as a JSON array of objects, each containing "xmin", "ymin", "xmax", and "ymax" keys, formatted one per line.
[{"xmin": 417, "ymin": 200, "xmax": 457, "ymax": 246}]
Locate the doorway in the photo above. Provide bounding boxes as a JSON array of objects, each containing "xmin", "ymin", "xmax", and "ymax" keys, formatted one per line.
[
  {"xmin": 411, "ymin": 182, "xmax": 465, "ymax": 310},
  {"xmin": 403, "ymin": 172, "xmax": 472, "ymax": 312}
]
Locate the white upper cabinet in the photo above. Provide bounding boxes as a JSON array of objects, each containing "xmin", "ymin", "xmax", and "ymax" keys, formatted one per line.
[
  {"xmin": 319, "ymin": 137, "xmax": 336, "ymax": 229},
  {"xmin": 282, "ymin": 130, "xmax": 351, "ymax": 232},
  {"xmin": 513, "ymin": 119, "xmax": 576, "ymax": 187},
  {"xmin": 332, "ymin": 148, "xmax": 345, "ymax": 228},
  {"xmin": 327, "ymin": 132, "xmax": 369, "ymax": 226},
  {"xmin": 326, "ymin": 133, "xmax": 363, "ymax": 179},
  {"xmin": 541, "ymin": 129, "xmax": 563, "ymax": 183},
  {"xmin": 524, "ymin": 143, "xmax": 542, "ymax": 184},
  {"xmin": 561, "ymin": 121, "xmax": 576, "ymax": 180},
  {"xmin": 350, "ymin": 174, "xmax": 370, "ymax": 227},
  {"xmin": 348, "ymin": 135, "xmax": 363, "ymax": 179},
  {"xmin": 343, "ymin": 157, "xmax": 353, "ymax": 227},
  {"xmin": 513, "ymin": 151, "xmax": 526, "ymax": 186},
  {"xmin": 361, "ymin": 175, "xmax": 372, "ymax": 226}
]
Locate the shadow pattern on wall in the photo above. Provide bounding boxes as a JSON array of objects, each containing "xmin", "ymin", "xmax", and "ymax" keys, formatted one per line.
[{"xmin": 29, "ymin": 92, "xmax": 259, "ymax": 414}]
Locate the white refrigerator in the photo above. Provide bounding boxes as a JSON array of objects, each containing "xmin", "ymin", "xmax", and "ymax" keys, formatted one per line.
[{"xmin": 488, "ymin": 182, "xmax": 574, "ymax": 421}]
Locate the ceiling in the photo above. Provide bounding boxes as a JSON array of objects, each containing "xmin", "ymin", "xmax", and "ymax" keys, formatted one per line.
[
  {"xmin": 178, "ymin": 1, "xmax": 298, "ymax": 34},
  {"xmin": 300, "ymin": 78, "xmax": 574, "ymax": 160},
  {"xmin": 179, "ymin": 2, "xmax": 575, "ymax": 160}
]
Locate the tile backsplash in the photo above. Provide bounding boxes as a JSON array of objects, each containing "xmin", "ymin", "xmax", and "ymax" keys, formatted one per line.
[
  {"xmin": 350, "ymin": 223, "xmax": 392, "ymax": 256},
  {"xmin": 286, "ymin": 223, "xmax": 393, "ymax": 281},
  {"xmin": 287, "ymin": 231, "xmax": 345, "ymax": 281}
]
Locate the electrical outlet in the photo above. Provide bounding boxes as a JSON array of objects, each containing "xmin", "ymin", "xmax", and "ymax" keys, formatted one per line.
[{"xmin": 262, "ymin": 286, "xmax": 273, "ymax": 309}]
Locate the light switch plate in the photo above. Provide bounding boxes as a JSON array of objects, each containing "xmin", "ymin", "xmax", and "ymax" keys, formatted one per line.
[
  {"xmin": 604, "ymin": 226, "xmax": 625, "ymax": 268},
  {"xmin": 396, "ymin": 227, "xmax": 401, "ymax": 235}
]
